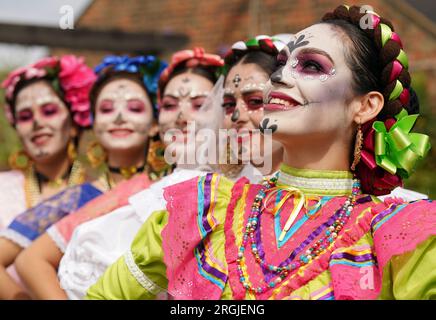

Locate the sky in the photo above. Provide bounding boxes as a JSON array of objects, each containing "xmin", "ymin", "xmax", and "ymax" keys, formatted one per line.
[
  {"xmin": 0, "ymin": 0, "xmax": 92, "ymax": 69},
  {"xmin": 0, "ymin": 0, "xmax": 92, "ymax": 26}
]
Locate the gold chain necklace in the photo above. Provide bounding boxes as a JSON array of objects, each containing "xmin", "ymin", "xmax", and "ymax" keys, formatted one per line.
[{"xmin": 24, "ymin": 160, "xmax": 86, "ymax": 208}]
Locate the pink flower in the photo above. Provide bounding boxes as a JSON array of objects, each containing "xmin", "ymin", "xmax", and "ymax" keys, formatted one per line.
[
  {"xmin": 33, "ymin": 56, "xmax": 59, "ymax": 69},
  {"xmin": 74, "ymin": 110, "xmax": 92, "ymax": 127},
  {"xmin": 24, "ymin": 67, "xmax": 46, "ymax": 80},
  {"xmin": 59, "ymin": 55, "xmax": 96, "ymax": 90},
  {"xmin": 5, "ymin": 76, "xmax": 20, "ymax": 100}
]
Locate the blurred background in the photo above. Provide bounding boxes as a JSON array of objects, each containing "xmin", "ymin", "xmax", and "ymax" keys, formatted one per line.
[{"xmin": 0, "ymin": 0, "xmax": 435, "ymax": 197}]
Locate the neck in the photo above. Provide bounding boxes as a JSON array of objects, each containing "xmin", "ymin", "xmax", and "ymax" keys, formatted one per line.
[
  {"xmin": 255, "ymin": 146, "xmax": 283, "ymax": 175},
  {"xmin": 34, "ymin": 149, "xmax": 71, "ymax": 182},
  {"xmin": 282, "ymin": 138, "xmax": 351, "ymax": 172},
  {"xmin": 107, "ymin": 147, "xmax": 146, "ymax": 169}
]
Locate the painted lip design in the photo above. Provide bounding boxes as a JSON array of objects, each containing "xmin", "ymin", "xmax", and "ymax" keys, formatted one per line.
[
  {"xmin": 265, "ymin": 91, "xmax": 303, "ymax": 111},
  {"xmin": 31, "ymin": 132, "xmax": 53, "ymax": 146},
  {"xmin": 108, "ymin": 128, "xmax": 134, "ymax": 137}
]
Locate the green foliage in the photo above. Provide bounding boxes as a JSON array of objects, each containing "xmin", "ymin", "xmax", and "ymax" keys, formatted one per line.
[
  {"xmin": 403, "ymin": 71, "xmax": 436, "ymax": 198},
  {"xmin": 0, "ymin": 70, "xmax": 22, "ymax": 171}
]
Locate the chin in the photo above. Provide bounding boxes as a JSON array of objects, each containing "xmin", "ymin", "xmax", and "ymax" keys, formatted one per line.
[{"xmin": 107, "ymin": 142, "xmax": 146, "ymax": 153}]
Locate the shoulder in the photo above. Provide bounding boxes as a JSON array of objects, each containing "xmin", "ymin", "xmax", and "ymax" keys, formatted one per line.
[
  {"xmin": 0, "ymin": 170, "xmax": 24, "ymax": 187},
  {"xmin": 0, "ymin": 170, "xmax": 26, "ymax": 227}
]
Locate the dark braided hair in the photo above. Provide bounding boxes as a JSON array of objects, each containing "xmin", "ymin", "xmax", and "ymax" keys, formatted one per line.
[
  {"xmin": 321, "ymin": 5, "xmax": 415, "ymax": 120},
  {"xmin": 321, "ymin": 5, "xmax": 423, "ymax": 195}
]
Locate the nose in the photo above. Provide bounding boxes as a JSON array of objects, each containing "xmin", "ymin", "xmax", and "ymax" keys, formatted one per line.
[
  {"xmin": 231, "ymin": 100, "xmax": 249, "ymax": 126},
  {"xmin": 270, "ymin": 67, "xmax": 295, "ymax": 88},
  {"xmin": 32, "ymin": 110, "xmax": 45, "ymax": 131},
  {"xmin": 113, "ymin": 113, "xmax": 126, "ymax": 125},
  {"xmin": 175, "ymin": 109, "xmax": 188, "ymax": 128}
]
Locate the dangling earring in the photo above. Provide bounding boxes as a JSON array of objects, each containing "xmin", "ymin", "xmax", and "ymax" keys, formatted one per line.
[
  {"xmin": 8, "ymin": 150, "xmax": 32, "ymax": 171},
  {"xmin": 146, "ymin": 134, "xmax": 170, "ymax": 179},
  {"xmin": 350, "ymin": 123, "xmax": 363, "ymax": 171},
  {"xmin": 86, "ymin": 141, "xmax": 107, "ymax": 168},
  {"xmin": 67, "ymin": 140, "xmax": 77, "ymax": 162}
]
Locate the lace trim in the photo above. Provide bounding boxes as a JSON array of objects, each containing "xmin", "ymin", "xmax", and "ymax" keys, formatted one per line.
[
  {"xmin": 124, "ymin": 250, "xmax": 162, "ymax": 295},
  {"xmin": 47, "ymin": 227, "xmax": 67, "ymax": 253},
  {"xmin": 0, "ymin": 228, "xmax": 31, "ymax": 248},
  {"xmin": 278, "ymin": 170, "xmax": 353, "ymax": 195}
]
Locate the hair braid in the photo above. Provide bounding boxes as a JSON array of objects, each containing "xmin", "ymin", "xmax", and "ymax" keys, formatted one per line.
[
  {"xmin": 322, "ymin": 5, "xmax": 413, "ymax": 120},
  {"xmin": 319, "ymin": 5, "xmax": 433, "ymax": 196}
]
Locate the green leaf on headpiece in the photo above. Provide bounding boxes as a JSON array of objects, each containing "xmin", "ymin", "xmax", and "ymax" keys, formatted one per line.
[
  {"xmin": 245, "ymin": 38, "xmax": 259, "ymax": 48},
  {"xmin": 51, "ymin": 78, "xmax": 61, "ymax": 94},
  {"xmin": 219, "ymin": 65, "xmax": 229, "ymax": 76},
  {"xmin": 45, "ymin": 66, "xmax": 57, "ymax": 78}
]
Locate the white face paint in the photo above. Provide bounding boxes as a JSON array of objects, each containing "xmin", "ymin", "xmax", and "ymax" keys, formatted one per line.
[
  {"xmin": 94, "ymin": 78, "xmax": 154, "ymax": 153},
  {"xmin": 14, "ymin": 80, "xmax": 74, "ymax": 162},
  {"xmin": 263, "ymin": 24, "xmax": 355, "ymax": 146},
  {"xmin": 223, "ymin": 62, "xmax": 281, "ymax": 164},
  {"xmin": 158, "ymin": 71, "xmax": 214, "ymax": 144},
  {"xmin": 159, "ymin": 71, "xmax": 218, "ymax": 161}
]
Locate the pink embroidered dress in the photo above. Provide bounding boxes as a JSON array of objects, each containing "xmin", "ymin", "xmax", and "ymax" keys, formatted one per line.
[{"xmin": 86, "ymin": 165, "xmax": 436, "ymax": 300}]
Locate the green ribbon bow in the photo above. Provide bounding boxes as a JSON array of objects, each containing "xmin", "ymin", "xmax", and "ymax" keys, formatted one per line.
[{"xmin": 373, "ymin": 109, "xmax": 431, "ymax": 178}]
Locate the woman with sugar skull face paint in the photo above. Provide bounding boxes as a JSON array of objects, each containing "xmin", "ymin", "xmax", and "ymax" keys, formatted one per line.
[
  {"xmin": 0, "ymin": 55, "xmax": 102, "ymax": 299},
  {"xmin": 14, "ymin": 48, "xmax": 265, "ymax": 300},
  {"xmin": 220, "ymin": 35, "xmax": 292, "ymax": 177},
  {"xmin": 89, "ymin": 6, "xmax": 435, "ymax": 300},
  {"xmin": 2, "ymin": 55, "xmax": 168, "ymax": 300}
]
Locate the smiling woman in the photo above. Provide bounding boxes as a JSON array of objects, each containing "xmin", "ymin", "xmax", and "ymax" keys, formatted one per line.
[{"xmin": 0, "ymin": 55, "xmax": 100, "ymax": 299}]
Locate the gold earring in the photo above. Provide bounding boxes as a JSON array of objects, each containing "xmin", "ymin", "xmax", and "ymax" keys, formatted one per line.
[
  {"xmin": 8, "ymin": 150, "xmax": 32, "ymax": 171},
  {"xmin": 146, "ymin": 134, "xmax": 169, "ymax": 176},
  {"xmin": 351, "ymin": 123, "xmax": 363, "ymax": 171},
  {"xmin": 67, "ymin": 140, "xmax": 77, "ymax": 162},
  {"xmin": 86, "ymin": 141, "xmax": 107, "ymax": 168}
]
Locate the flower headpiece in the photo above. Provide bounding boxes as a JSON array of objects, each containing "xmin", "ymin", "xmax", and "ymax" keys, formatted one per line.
[
  {"xmin": 94, "ymin": 55, "xmax": 167, "ymax": 117},
  {"xmin": 2, "ymin": 55, "xmax": 97, "ymax": 127},
  {"xmin": 223, "ymin": 34, "xmax": 291, "ymax": 73},
  {"xmin": 157, "ymin": 47, "xmax": 224, "ymax": 104}
]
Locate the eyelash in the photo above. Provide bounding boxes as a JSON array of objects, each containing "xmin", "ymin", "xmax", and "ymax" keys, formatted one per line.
[
  {"xmin": 300, "ymin": 60, "xmax": 324, "ymax": 73},
  {"xmin": 276, "ymin": 55, "xmax": 287, "ymax": 67},
  {"xmin": 99, "ymin": 104, "xmax": 114, "ymax": 113},
  {"xmin": 221, "ymin": 96, "xmax": 263, "ymax": 114},
  {"xmin": 127, "ymin": 102, "xmax": 145, "ymax": 113},
  {"xmin": 41, "ymin": 104, "xmax": 59, "ymax": 116},
  {"xmin": 16, "ymin": 111, "xmax": 33, "ymax": 123}
]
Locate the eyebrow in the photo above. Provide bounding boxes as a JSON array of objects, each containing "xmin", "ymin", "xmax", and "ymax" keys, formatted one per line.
[
  {"xmin": 241, "ymin": 88, "xmax": 265, "ymax": 95},
  {"xmin": 297, "ymin": 48, "xmax": 334, "ymax": 64},
  {"xmin": 162, "ymin": 94, "xmax": 179, "ymax": 99}
]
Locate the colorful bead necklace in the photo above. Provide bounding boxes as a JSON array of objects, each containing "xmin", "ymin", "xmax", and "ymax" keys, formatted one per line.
[{"xmin": 236, "ymin": 174, "xmax": 361, "ymax": 295}]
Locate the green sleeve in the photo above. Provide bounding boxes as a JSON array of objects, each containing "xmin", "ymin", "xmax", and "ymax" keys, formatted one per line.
[
  {"xmin": 380, "ymin": 236, "xmax": 436, "ymax": 300},
  {"xmin": 85, "ymin": 210, "xmax": 169, "ymax": 300}
]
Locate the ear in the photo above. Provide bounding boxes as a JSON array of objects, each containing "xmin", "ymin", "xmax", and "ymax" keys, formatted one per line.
[
  {"xmin": 70, "ymin": 124, "xmax": 79, "ymax": 139},
  {"xmin": 353, "ymin": 91, "xmax": 384, "ymax": 124}
]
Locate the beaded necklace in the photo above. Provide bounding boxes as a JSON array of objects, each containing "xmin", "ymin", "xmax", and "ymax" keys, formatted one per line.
[{"xmin": 236, "ymin": 174, "xmax": 361, "ymax": 295}]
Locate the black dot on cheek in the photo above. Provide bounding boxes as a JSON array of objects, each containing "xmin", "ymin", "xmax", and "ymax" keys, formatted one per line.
[{"xmin": 269, "ymin": 124, "xmax": 278, "ymax": 133}]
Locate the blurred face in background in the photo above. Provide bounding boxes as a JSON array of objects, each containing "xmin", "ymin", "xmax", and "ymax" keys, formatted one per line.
[
  {"xmin": 158, "ymin": 71, "xmax": 215, "ymax": 161},
  {"xmin": 93, "ymin": 78, "xmax": 154, "ymax": 154},
  {"xmin": 14, "ymin": 80, "xmax": 75, "ymax": 163},
  {"xmin": 223, "ymin": 61, "xmax": 281, "ymax": 166}
]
